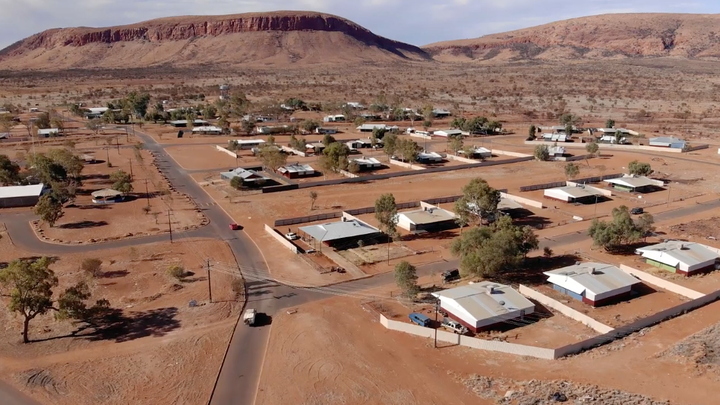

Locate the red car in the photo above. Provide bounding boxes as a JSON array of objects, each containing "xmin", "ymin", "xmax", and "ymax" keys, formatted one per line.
[{"xmin": 229, "ymin": 223, "xmax": 242, "ymax": 230}]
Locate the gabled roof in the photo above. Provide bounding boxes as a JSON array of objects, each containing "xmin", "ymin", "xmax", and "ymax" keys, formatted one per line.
[
  {"xmin": 649, "ymin": 137, "xmax": 685, "ymax": 144},
  {"xmin": 278, "ymin": 163, "xmax": 314, "ymax": 174},
  {"xmin": 605, "ymin": 176, "xmax": 656, "ymax": 188},
  {"xmin": 636, "ymin": 241, "xmax": 720, "ymax": 268},
  {"xmin": 91, "ymin": 188, "xmax": 123, "ymax": 198},
  {"xmin": 221, "ymin": 168, "xmax": 266, "ymax": 180},
  {"xmin": 498, "ymin": 197, "xmax": 523, "ymax": 211},
  {"xmin": 353, "ymin": 157, "xmax": 382, "ymax": 165},
  {"xmin": 432, "ymin": 282, "xmax": 534, "ymax": 322},
  {"xmin": 0, "ymin": 184, "xmax": 45, "ymax": 199},
  {"xmin": 546, "ymin": 186, "xmax": 603, "ymax": 199},
  {"xmin": 299, "ymin": 219, "xmax": 381, "ymax": 242},
  {"xmin": 544, "ymin": 263, "xmax": 640, "ymax": 296}
]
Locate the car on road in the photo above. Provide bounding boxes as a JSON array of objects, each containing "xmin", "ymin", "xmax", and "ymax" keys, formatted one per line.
[
  {"xmin": 441, "ymin": 317, "xmax": 468, "ymax": 334},
  {"xmin": 409, "ymin": 312, "xmax": 431, "ymax": 327},
  {"xmin": 630, "ymin": 207, "xmax": 644, "ymax": 215},
  {"xmin": 285, "ymin": 232, "xmax": 299, "ymax": 240},
  {"xmin": 229, "ymin": 223, "xmax": 243, "ymax": 230},
  {"xmin": 243, "ymin": 309, "xmax": 257, "ymax": 326}
]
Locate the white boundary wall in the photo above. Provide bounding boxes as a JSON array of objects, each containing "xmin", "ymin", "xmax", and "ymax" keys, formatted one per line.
[
  {"xmin": 525, "ymin": 141, "xmax": 689, "ymax": 154},
  {"xmin": 215, "ymin": 145, "xmax": 238, "ymax": 158},
  {"xmin": 619, "ymin": 264, "xmax": 704, "ymax": 299},
  {"xmin": 491, "ymin": 149, "xmax": 532, "ymax": 158},
  {"xmin": 500, "ymin": 192, "xmax": 545, "ymax": 209},
  {"xmin": 446, "ymin": 154, "xmax": 479, "ymax": 164},
  {"xmin": 518, "ymin": 285, "xmax": 614, "ymax": 334},
  {"xmin": 339, "ymin": 170, "xmax": 359, "ymax": 178},
  {"xmin": 264, "ymin": 224, "xmax": 298, "ymax": 254},
  {"xmin": 389, "ymin": 159, "xmax": 425, "ymax": 170},
  {"xmin": 280, "ymin": 145, "xmax": 307, "ymax": 157},
  {"xmin": 380, "ymin": 315, "xmax": 556, "ymax": 359}
]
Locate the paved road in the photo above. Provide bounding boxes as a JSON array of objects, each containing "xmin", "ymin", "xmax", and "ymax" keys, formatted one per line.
[{"xmin": 0, "ymin": 381, "xmax": 40, "ymax": 405}]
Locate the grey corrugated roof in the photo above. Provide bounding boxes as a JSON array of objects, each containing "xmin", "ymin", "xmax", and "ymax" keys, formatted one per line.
[
  {"xmin": 636, "ymin": 241, "xmax": 719, "ymax": 267},
  {"xmin": 544, "ymin": 263, "xmax": 640, "ymax": 296},
  {"xmin": 605, "ymin": 176, "xmax": 655, "ymax": 188},
  {"xmin": 300, "ymin": 220, "xmax": 381, "ymax": 242},
  {"xmin": 0, "ymin": 184, "xmax": 44, "ymax": 199},
  {"xmin": 432, "ymin": 282, "xmax": 534, "ymax": 321},
  {"xmin": 399, "ymin": 207, "xmax": 455, "ymax": 225}
]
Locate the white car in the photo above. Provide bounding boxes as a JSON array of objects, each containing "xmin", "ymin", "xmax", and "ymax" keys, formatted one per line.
[{"xmin": 285, "ymin": 232, "xmax": 299, "ymax": 240}]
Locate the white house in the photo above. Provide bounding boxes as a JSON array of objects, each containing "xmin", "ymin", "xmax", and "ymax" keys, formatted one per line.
[
  {"xmin": 37, "ymin": 128, "xmax": 60, "ymax": 138},
  {"xmin": 432, "ymin": 282, "xmax": 535, "ymax": 333},
  {"xmin": 228, "ymin": 139, "xmax": 265, "ymax": 150},
  {"xmin": 396, "ymin": 206, "xmax": 457, "ymax": 232},
  {"xmin": 433, "ymin": 129, "xmax": 463, "ymax": 138},
  {"xmin": 417, "ymin": 152, "xmax": 445, "ymax": 163},
  {"xmin": 0, "ymin": 184, "xmax": 45, "ymax": 208},
  {"xmin": 635, "ymin": 241, "xmax": 720, "ymax": 275},
  {"xmin": 357, "ymin": 124, "xmax": 387, "ymax": 132},
  {"xmin": 544, "ymin": 263, "xmax": 641, "ymax": 306},
  {"xmin": 192, "ymin": 126, "xmax": 223, "ymax": 135},
  {"xmin": 351, "ymin": 157, "xmax": 382, "ymax": 170},
  {"xmin": 432, "ymin": 109, "xmax": 452, "ymax": 118},
  {"xmin": 278, "ymin": 163, "xmax": 315, "ymax": 179},
  {"xmin": 605, "ymin": 176, "xmax": 663, "ymax": 193},
  {"xmin": 459, "ymin": 147, "xmax": 492, "ymax": 159},
  {"xmin": 323, "ymin": 115, "xmax": 345, "ymax": 123},
  {"xmin": 544, "ymin": 185, "xmax": 605, "ymax": 203}
]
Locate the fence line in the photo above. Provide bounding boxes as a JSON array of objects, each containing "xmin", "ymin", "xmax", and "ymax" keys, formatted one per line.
[
  {"xmin": 215, "ymin": 145, "xmax": 238, "ymax": 158},
  {"xmin": 274, "ymin": 212, "xmax": 342, "ymax": 227},
  {"xmin": 519, "ymin": 173, "xmax": 623, "ymax": 192},
  {"xmin": 619, "ymin": 264, "xmax": 705, "ymax": 299},
  {"xmin": 264, "ymin": 224, "xmax": 299, "ymax": 253},
  {"xmin": 518, "ymin": 285, "xmax": 614, "ymax": 334}
]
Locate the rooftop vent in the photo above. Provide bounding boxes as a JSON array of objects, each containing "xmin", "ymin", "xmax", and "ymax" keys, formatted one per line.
[{"xmin": 486, "ymin": 285, "xmax": 497, "ymax": 294}]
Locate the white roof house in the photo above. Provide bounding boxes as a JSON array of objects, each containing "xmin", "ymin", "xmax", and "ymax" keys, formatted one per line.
[
  {"xmin": 396, "ymin": 206, "xmax": 456, "ymax": 232},
  {"xmin": 86, "ymin": 107, "xmax": 109, "ymax": 114},
  {"xmin": 459, "ymin": 147, "xmax": 492, "ymax": 159},
  {"xmin": 417, "ymin": 152, "xmax": 444, "ymax": 163},
  {"xmin": 433, "ymin": 129, "xmax": 463, "ymax": 138},
  {"xmin": 432, "ymin": 282, "xmax": 535, "ymax": 332},
  {"xmin": 649, "ymin": 137, "xmax": 686, "ymax": 149},
  {"xmin": 352, "ymin": 157, "xmax": 382, "ymax": 169},
  {"xmin": 278, "ymin": 163, "xmax": 314, "ymax": 178},
  {"xmin": 192, "ymin": 126, "xmax": 223, "ymax": 134},
  {"xmin": 220, "ymin": 168, "xmax": 268, "ymax": 184},
  {"xmin": 549, "ymin": 146, "xmax": 567, "ymax": 156},
  {"xmin": 323, "ymin": 115, "xmax": 345, "ymax": 123},
  {"xmin": 544, "ymin": 186, "xmax": 604, "ymax": 203},
  {"xmin": 498, "ymin": 197, "xmax": 523, "ymax": 211},
  {"xmin": 605, "ymin": 176, "xmax": 661, "ymax": 192},
  {"xmin": 432, "ymin": 109, "xmax": 452, "ymax": 117},
  {"xmin": 636, "ymin": 241, "xmax": 720, "ymax": 275},
  {"xmin": 544, "ymin": 263, "xmax": 641, "ymax": 306},
  {"xmin": 0, "ymin": 184, "xmax": 45, "ymax": 208},
  {"xmin": 357, "ymin": 124, "xmax": 387, "ymax": 132},
  {"xmin": 37, "ymin": 128, "xmax": 60, "ymax": 137},
  {"xmin": 299, "ymin": 219, "xmax": 382, "ymax": 247}
]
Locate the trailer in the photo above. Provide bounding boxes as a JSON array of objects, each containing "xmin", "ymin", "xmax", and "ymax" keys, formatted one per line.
[{"xmin": 243, "ymin": 308, "xmax": 257, "ymax": 326}]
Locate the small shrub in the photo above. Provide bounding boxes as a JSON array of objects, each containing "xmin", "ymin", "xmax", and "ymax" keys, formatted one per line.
[
  {"xmin": 81, "ymin": 258, "xmax": 103, "ymax": 277},
  {"xmin": 231, "ymin": 278, "xmax": 245, "ymax": 298},
  {"xmin": 543, "ymin": 247, "xmax": 553, "ymax": 257},
  {"xmin": 128, "ymin": 247, "xmax": 139, "ymax": 261},
  {"xmin": 168, "ymin": 264, "xmax": 185, "ymax": 280},
  {"xmin": 142, "ymin": 205, "xmax": 151, "ymax": 215}
]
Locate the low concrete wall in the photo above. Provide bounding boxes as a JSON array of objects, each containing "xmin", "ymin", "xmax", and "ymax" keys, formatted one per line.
[
  {"xmin": 686, "ymin": 144, "xmax": 710, "ymax": 152},
  {"xmin": 380, "ymin": 315, "xmax": 556, "ymax": 360},
  {"xmin": 264, "ymin": 224, "xmax": 298, "ymax": 254},
  {"xmin": 410, "ymin": 133, "xmax": 432, "ymax": 140},
  {"xmin": 280, "ymin": 145, "xmax": 307, "ymax": 157},
  {"xmin": 215, "ymin": 145, "xmax": 238, "ymax": 158},
  {"xmin": 339, "ymin": 170, "xmax": 359, "ymax": 178},
  {"xmin": 491, "ymin": 149, "xmax": 532, "ymax": 158},
  {"xmin": 518, "ymin": 285, "xmax": 614, "ymax": 334},
  {"xmin": 446, "ymin": 154, "xmax": 479, "ymax": 164},
  {"xmin": 565, "ymin": 182, "xmax": 613, "ymax": 197},
  {"xmin": 557, "ymin": 154, "xmax": 592, "ymax": 162},
  {"xmin": 525, "ymin": 141, "xmax": 686, "ymax": 154},
  {"xmin": 619, "ymin": 264, "xmax": 704, "ymax": 299},
  {"xmin": 389, "ymin": 159, "xmax": 425, "ymax": 170},
  {"xmin": 500, "ymin": 192, "xmax": 544, "ymax": 209}
]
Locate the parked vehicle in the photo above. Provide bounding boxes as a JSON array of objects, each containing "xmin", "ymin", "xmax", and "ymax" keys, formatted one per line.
[
  {"xmin": 442, "ymin": 269, "xmax": 460, "ymax": 283},
  {"xmin": 285, "ymin": 232, "xmax": 299, "ymax": 240},
  {"xmin": 630, "ymin": 207, "xmax": 644, "ymax": 215},
  {"xmin": 441, "ymin": 317, "xmax": 468, "ymax": 334},
  {"xmin": 243, "ymin": 308, "xmax": 257, "ymax": 326},
  {"xmin": 409, "ymin": 312, "xmax": 431, "ymax": 327},
  {"xmin": 229, "ymin": 223, "xmax": 242, "ymax": 230}
]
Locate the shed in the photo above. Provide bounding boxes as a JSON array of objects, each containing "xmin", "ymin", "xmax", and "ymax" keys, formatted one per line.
[
  {"xmin": 396, "ymin": 206, "xmax": 457, "ymax": 232},
  {"xmin": 357, "ymin": 124, "xmax": 388, "ymax": 132},
  {"xmin": 433, "ymin": 129, "xmax": 463, "ymax": 138},
  {"xmin": 649, "ymin": 137, "xmax": 686, "ymax": 149},
  {"xmin": 323, "ymin": 115, "xmax": 345, "ymax": 123},
  {"xmin": 459, "ymin": 147, "xmax": 492, "ymax": 159},
  {"xmin": 605, "ymin": 176, "xmax": 662, "ymax": 193},
  {"xmin": 299, "ymin": 219, "xmax": 382, "ymax": 249},
  {"xmin": 417, "ymin": 152, "xmax": 445, "ymax": 163},
  {"xmin": 432, "ymin": 109, "xmax": 452, "ymax": 118},
  {"xmin": 0, "ymin": 184, "xmax": 45, "ymax": 208},
  {"xmin": 351, "ymin": 157, "xmax": 382, "ymax": 171},
  {"xmin": 169, "ymin": 119, "xmax": 209, "ymax": 128},
  {"xmin": 544, "ymin": 186, "xmax": 604, "ymax": 203},
  {"xmin": 192, "ymin": 126, "xmax": 223, "ymax": 135},
  {"xmin": 278, "ymin": 163, "xmax": 315, "ymax": 178},
  {"xmin": 37, "ymin": 128, "xmax": 60, "ymax": 138},
  {"xmin": 91, "ymin": 188, "xmax": 125, "ymax": 204},
  {"xmin": 315, "ymin": 127, "xmax": 338, "ymax": 135},
  {"xmin": 228, "ymin": 139, "xmax": 265, "ymax": 150},
  {"xmin": 635, "ymin": 241, "xmax": 720, "ymax": 275},
  {"xmin": 432, "ymin": 282, "xmax": 535, "ymax": 333},
  {"xmin": 544, "ymin": 263, "xmax": 641, "ymax": 306},
  {"xmin": 220, "ymin": 168, "xmax": 268, "ymax": 185}
]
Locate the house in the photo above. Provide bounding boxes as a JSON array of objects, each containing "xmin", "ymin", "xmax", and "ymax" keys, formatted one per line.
[
  {"xmin": 220, "ymin": 168, "xmax": 269, "ymax": 185},
  {"xmin": 458, "ymin": 147, "xmax": 492, "ymax": 159},
  {"xmin": 416, "ymin": 152, "xmax": 445, "ymax": 164},
  {"xmin": 299, "ymin": 219, "xmax": 382, "ymax": 249},
  {"xmin": 432, "ymin": 282, "xmax": 535, "ymax": 333},
  {"xmin": 635, "ymin": 241, "xmax": 720, "ymax": 275},
  {"xmin": 544, "ymin": 185, "xmax": 605, "ymax": 203},
  {"xmin": 315, "ymin": 127, "xmax": 338, "ymax": 135},
  {"xmin": 0, "ymin": 184, "xmax": 45, "ymax": 208},
  {"xmin": 278, "ymin": 163, "xmax": 315, "ymax": 179},
  {"xmin": 91, "ymin": 189, "xmax": 125, "ymax": 204},
  {"xmin": 351, "ymin": 157, "xmax": 382, "ymax": 171},
  {"xmin": 346, "ymin": 138, "xmax": 382, "ymax": 149},
  {"xmin": 649, "ymin": 137, "xmax": 686, "ymax": 149},
  {"xmin": 544, "ymin": 263, "xmax": 642, "ymax": 307},
  {"xmin": 85, "ymin": 107, "xmax": 109, "ymax": 119},
  {"xmin": 306, "ymin": 142, "xmax": 326, "ymax": 154},
  {"xmin": 597, "ymin": 128, "xmax": 638, "ymax": 136},
  {"xmin": 540, "ymin": 125, "xmax": 574, "ymax": 133},
  {"xmin": 357, "ymin": 124, "xmax": 389, "ymax": 132},
  {"xmin": 229, "ymin": 139, "xmax": 265, "ymax": 150},
  {"xmin": 169, "ymin": 119, "xmax": 209, "ymax": 128},
  {"xmin": 37, "ymin": 128, "xmax": 60, "ymax": 138},
  {"xmin": 81, "ymin": 154, "xmax": 96, "ymax": 163},
  {"xmin": 192, "ymin": 126, "xmax": 223, "ymax": 135},
  {"xmin": 396, "ymin": 206, "xmax": 457, "ymax": 232},
  {"xmin": 358, "ymin": 113, "xmax": 381, "ymax": 121},
  {"xmin": 542, "ymin": 133, "xmax": 571, "ymax": 142},
  {"xmin": 432, "ymin": 109, "xmax": 452, "ymax": 118},
  {"xmin": 605, "ymin": 176, "xmax": 662, "ymax": 193},
  {"xmin": 29, "ymin": 108, "xmax": 40, "ymax": 113},
  {"xmin": 549, "ymin": 146, "xmax": 567, "ymax": 157},
  {"xmin": 433, "ymin": 129, "xmax": 463, "ymax": 138},
  {"xmin": 598, "ymin": 135, "xmax": 628, "ymax": 144},
  {"xmin": 323, "ymin": 115, "xmax": 345, "ymax": 123},
  {"xmin": 344, "ymin": 102, "xmax": 365, "ymax": 109}
]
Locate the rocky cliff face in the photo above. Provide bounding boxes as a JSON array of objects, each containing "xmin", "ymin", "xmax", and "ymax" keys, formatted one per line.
[
  {"xmin": 423, "ymin": 13, "xmax": 720, "ymax": 62},
  {"xmin": 0, "ymin": 11, "xmax": 429, "ymax": 69}
]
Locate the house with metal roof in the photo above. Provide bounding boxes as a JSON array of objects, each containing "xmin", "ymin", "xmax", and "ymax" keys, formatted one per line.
[
  {"xmin": 278, "ymin": 163, "xmax": 315, "ymax": 179},
  {"xmin": 37, "ymin": 128, "xmax": 60, "ymax": 138},
  {"xmin": 458, "ymin": 147, "xmax": 492, "ymax": 159},
  {"xmin": 396, "ymin": 206, "xmax": 457, "ymax": 232},
  {"xmin": 91, "ymin": 189, "xmax": 125, "ymax": 204},
  {"xmin": 605, "ymin": 175, "xmax": 663, "ymax": 193},
  {"xmin": 432, "ymin": 282, "xmax": 535, "ymax": 333},
  {"xmin": 635, "ymin": 241, "xmax": 720, "ymax": 275},
  {"xmin": 649, "ymin": 137, "xmax": 686, "ymax": 149},
  {"xmin": 433, "ymin": 129, "xmax": 463, "ymax": 138},
  {"xmin": 220, "ymin": 168, "xmax": 269, "ymax": 185},
  {"xmin": 431, "ymin": 109, "xmax": 452, "ymax": 118},
  {"xmin": 351, "ymin": 157, "xmax": 382, "ymax": 171},
  {"xmin": 417, "ymin": 152, "xmax": 445, "ymax": 164},
  {"xmin": 192, "ymin": 126, "xmax": 223, "ymax": 135},
  {"xmin": 544, "ymin": 262, "xmax": 641, "ymax": 306},
  {"xmin": 544, "ymin": 185, "xmax": 605, "ymax": 203},
  {"xmin": 228, "ymin": 139, "xmax": 265, "ymax": 150},
  {"xmin": 542, "ymin": 133, "xmax": 571, "ymax": 142},
  {"xmin": 0, "ymin": 184, "xmax": 45, "ymax": 208},
  {"xmin": 168, "ymin": 119, "xmax": 209, "ymax": 128},
  {"xmin": 549, "ymin": 146, "xmax": 567, "ymax": 157},
  {"xmin": 323, "ymin": 114, "xmax": 345, "ymax": 123},
  {"xmin": 299, "ymin": 219, "xmax": 382, "ymax": 249}
]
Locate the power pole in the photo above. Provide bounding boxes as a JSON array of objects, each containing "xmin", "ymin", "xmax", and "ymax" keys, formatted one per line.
[
  {"xmin": 128, "ymin": 158, "xmax": 133, "ymax": 180},
  {"xmin": 144, "ymin": 179, "xmax": 150, "ymax": 206},
  {"xmin": 667, "ymin": 183, "xmax": 671, "ymax": 207},
  {"xmin": 116, "ymin": 136, "xmax": 120, "ymax": 153},
  {"xmin": 434, "ymin": 299, "xmax": 439, "ymax": 349},
  {"xmin": 105, "ymin": 147, "xmax": 111, "ymax": 166},
  {"xmin": 167, "ymin": 210, "xmax": 173, "ymax": 243},
  {"xmin": 206, "ymin": 258, "xmax": 213, "ymax": 303},
  {"xmin": 125, "ymin": 127, "xmax": 129, "ymax": 143}
]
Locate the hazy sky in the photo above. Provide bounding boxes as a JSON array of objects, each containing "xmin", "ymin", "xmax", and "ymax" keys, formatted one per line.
[{"xmin": 1, "ymin": 0, "xmax": 719, "ymax": 50}]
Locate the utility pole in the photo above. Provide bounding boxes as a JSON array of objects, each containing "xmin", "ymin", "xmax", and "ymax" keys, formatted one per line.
[
  {"xmin": 667, "ymin": 183, "xmax": 671, "ymax": 207},
  {"xmin": 206, "ymin": 258, "xmax": 213, "ymax": 303},
  {"xmin": 594, "ymin": 194, "xmax": 599, "ymax": 216},
  {"xmin": 128, "ymin": 158, "xmax": 134, "ymax": 180},
  {"xmin": 144, "ymin": 179, "xmax": 150, "ymax": 206},
  {"xmin": 125, "ymin": 127, "xmax": 129, "ymax": 143},
  {"xmin": 167, "ymin": 210, "xmax": 173, "ymax": 243},
  {"xmin": 434, "ymin": 299, "xmax": 439, "ymax": 349},
  {"xmin": 105, "ymin": 147, "xmax": 111, "ymax": 166},
  {"xmin": 116, "ymin": 135, "xmax": 120, "ymax": 153}
]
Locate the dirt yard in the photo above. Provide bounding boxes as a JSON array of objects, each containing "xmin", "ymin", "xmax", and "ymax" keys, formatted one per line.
[{"xmin": 0, "ymin": 232, "xmax": 243, "ymax": 405}]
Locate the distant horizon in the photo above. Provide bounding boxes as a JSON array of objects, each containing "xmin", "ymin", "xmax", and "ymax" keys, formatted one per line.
[{"xmin": 3, "ymin": 1, "xmax": 720, "ymax": 50}]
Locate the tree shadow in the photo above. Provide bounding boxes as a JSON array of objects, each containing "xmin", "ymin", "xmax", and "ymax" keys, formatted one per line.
[
  {"xmin": 58, "ymin": 220, "xmax": 108, "ymax": 229},
  {"xmin": 102, "ymin": 270, "xmax": 129, "ymax": 279},
  {"xmin": 83, "ymin": 307, "xmax": 181, "ymax": 343},
  {"xmin": 606, "ymin": 241, "xmax": 653, "ymax": 256},
  {"xmin": 18, "ymin": 256, "xmax": 60, "ymax": 264},
  {"xmin": 500, "ymin": 254, "xmax": 582, "ymax": 285},
  {"xmin": 77, "ymin": 204, "xmax": 111, "ymax": 210},
  {"xmin": 514, "ymin": 216, "xmax": 552, "ymax": 229}
]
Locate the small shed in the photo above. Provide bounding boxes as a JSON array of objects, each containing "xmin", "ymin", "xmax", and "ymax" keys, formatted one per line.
[{"xmin": 91, "ymin": 189, "xmax": 124, "ymax": 204}]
